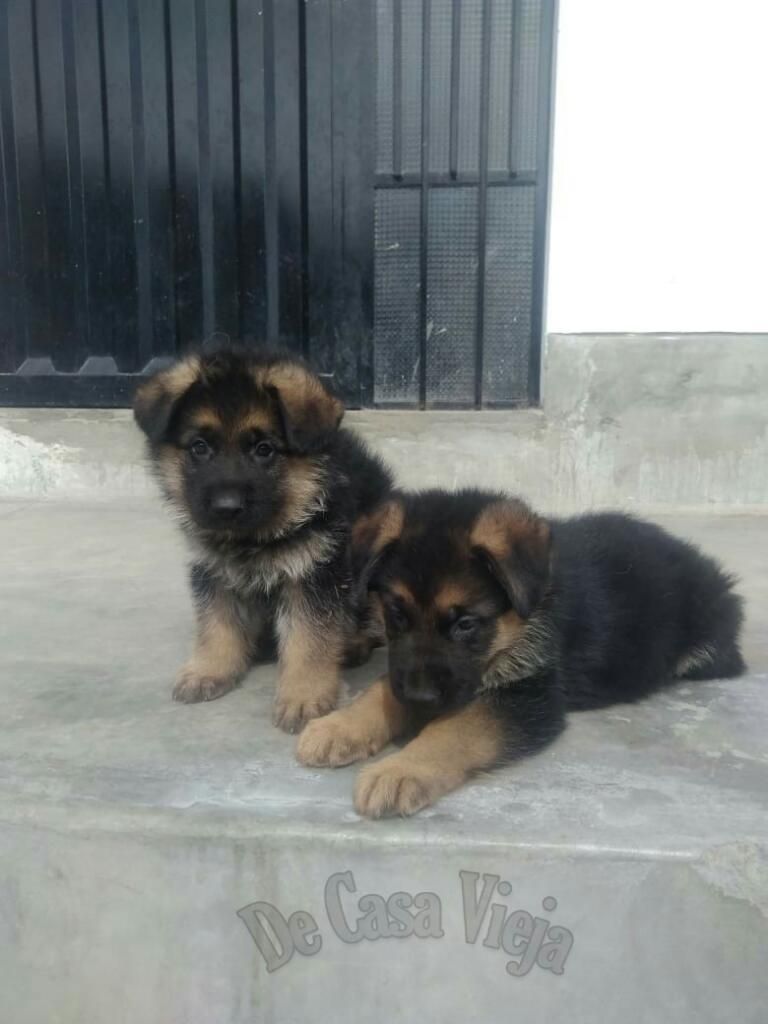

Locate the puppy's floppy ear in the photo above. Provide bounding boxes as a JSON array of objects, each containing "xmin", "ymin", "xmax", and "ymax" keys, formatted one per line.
[
  {"xmin": 350, "ymin": 498, "xmax": 405, "ymax": 593},
  {"xmin": 133, "ymin": 357, "xmax": 201, "ymax": 443},
  {"xmin": 470, "ymin": 499, "xmax": 551, "ymax": 619},
  {"xmin": 263, "ymin": 361, "xmax": 344, "ymax": 453}
]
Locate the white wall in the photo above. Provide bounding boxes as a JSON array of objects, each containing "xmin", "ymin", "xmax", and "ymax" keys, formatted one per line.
[{"xmin": 545, "ymin": 0, "xmax": 768, "ymax": 334}]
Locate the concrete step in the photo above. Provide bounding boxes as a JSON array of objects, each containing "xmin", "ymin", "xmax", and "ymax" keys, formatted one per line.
[
  {"xmin": 2, "ymin": 333, "xmax": 767, "ymax": 513},
  {"xmin": 1, "ymin": 500, "xmax": 767, "ymax": 1022}
]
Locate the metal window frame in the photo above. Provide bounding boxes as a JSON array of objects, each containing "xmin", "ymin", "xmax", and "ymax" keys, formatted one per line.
[{"xmin": 373, "ymin": 0, "xmax": 558, "ymax": 409}]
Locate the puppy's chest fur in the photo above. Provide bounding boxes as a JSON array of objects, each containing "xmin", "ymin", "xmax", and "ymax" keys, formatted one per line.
[{"xmin": 193, "ymin": 524, "xmax": 342, "ymax": 597}]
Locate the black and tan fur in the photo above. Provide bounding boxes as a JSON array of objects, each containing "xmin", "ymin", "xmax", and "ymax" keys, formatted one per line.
[
  {"xmin": 133, "ymin": 345, "xmax": 393, "ymax": 732},
  {"xmin": 298, "ymin": 489, "xmax": 745, "ymax": 817}
]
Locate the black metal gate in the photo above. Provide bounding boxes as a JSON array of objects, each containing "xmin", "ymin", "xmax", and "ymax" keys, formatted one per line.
[{"xmin": 0, "ymin": 0, "xmax": 555, "ymax": 409}]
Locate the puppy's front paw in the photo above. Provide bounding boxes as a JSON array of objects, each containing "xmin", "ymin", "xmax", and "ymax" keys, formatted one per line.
[
  {"xmin": 354, "ymin": 758, "xmax": 440, "ymax": 818},
  {"xmin": 272, "ymin": 694, "xmax": 336, "ymax": 734},
  {"xmin": 297, "ymin": 712, "xmax": 381, "ymax": 767},
  {"xmin": 173, "ymin": 666, "xmax": 237, "ymax": 703}
]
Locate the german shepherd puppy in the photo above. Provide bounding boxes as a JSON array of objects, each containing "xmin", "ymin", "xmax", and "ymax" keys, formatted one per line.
[
  {"xmin": 133, "ymin": 346, "xmax": 393, "ymax": 732},
  {"xmin": 297, "ymin": 489, "xmax": 745, "ymax": 816}
]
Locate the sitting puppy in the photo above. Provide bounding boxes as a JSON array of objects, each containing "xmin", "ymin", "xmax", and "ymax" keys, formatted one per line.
[
  {"xmin": 298, "ymin": 489, "xmax": 745, "ymax": 816},
  {"xmin": 133, "ymin": 346, "xmax": 392, "ymax": 731}
]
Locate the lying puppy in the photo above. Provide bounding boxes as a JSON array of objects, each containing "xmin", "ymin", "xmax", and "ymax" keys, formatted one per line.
[
  {"xmin": 298, "ymin": 489, "xmax": 745, "ymax": 816},
  {"xmin": 133, "ymin": 346, "xmax": 392, "ymax": 731}
]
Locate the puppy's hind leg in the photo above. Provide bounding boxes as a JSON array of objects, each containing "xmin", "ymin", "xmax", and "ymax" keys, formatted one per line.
[
  {"xmin": 676, "ymin": 578, "xmax": 746, "ymax": 682},
  {"xmin": 676, "ymin": 641, "xmax": 746, "ymax": 681}
]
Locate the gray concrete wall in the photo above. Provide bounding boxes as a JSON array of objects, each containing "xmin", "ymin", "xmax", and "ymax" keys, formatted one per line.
[{"xmin": 1, "ymin": 333, "xmax": 766, "ymax": 512}]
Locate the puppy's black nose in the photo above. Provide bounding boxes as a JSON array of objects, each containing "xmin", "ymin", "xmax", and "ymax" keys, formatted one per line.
[{"xmin": 209, "ymin": 488, "xmax": 245, "ymax": 519}]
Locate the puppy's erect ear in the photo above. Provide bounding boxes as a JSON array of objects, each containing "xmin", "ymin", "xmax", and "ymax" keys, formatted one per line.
[
  {"xmin": 470, "ymin": 499, "xmax": 551, "ymax": 619},
  {"xmin": 350, "ymin": 499, "xmax": 405, "ymax": 592},
  {"xmin": 263, "ymin": 361, "xmax": 344, "ymax": 454},
  {"xmin": 133, "ymin": 357, "xmax": 201, "ymax": 443}
]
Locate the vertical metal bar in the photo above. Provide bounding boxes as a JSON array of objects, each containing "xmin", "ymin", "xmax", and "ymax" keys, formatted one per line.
[
  {"xmin": 297, "ymin": 0, "xmax": 309, "ymax": 358},
  {"xmin": 348, "ymin": 0, "xmax": 376, "ymax": 406},
  {"xmin": 392, "ymin": 0, "xmax": 402, "ymax": 179},
  {"xmin": 194, "ymin": 0, "xmax": 214, "ymax": 340},
  {"xmin": 36, "ymin": 0, "xmax": 79, "ymax": 370},
  {"xmin": 474, "ymin": 0, "xmax": 493, "ymax": 407},
  {"xmin": 262, "ymin": 0, "xmax": 279, "ymax": 341},
  {"xmin": 168, "ymin": 0, "xmax": 204, "ymax": 347},
  {"xmin": 0, "ymin": 1, "xmax": 24, "ymax": 371},
  {"xmin": 230, "ymin": 0, "xmax": 242, "ymax": 340},
  {"xmin": 134, "ymin": 0, "xmax": 176, "ymax": 363},
  {"xmin": 355, "ymin": 0, "xmax": 377, "ymax": 407},
  {"xmin": 96, "ymin": 0, "xmax": 112, "ymax": 240},
  {"xmin": 507, "ymin": 0, "xmax": 518, "ymax": 176},
  {"xmin": 163, "ymin": 0, "xmax": 179, "ymax": 352},
  {"xmin": 0, "ymin": 116, "xmax": 15, "ymax": 369},
  {"xmin": 73, "ymin": 0, "xmax": 113, "ymax": 361},
  {"xmin": 207, "ymin": 0, "xmax": 238, "ymax": 340},
  {"xmin": 314, "ymin": 0, "xmax": 375, "ymax": 404},
  {"xmin": 233, "ymin": 0, "xmax": 267, "ymax": 343},
  {"xmin": 448, "ymin": 0, "xmax": 461, "ymax": 179},
  {"xmin": 127, "ymin": 0, "xmax": 152, "ymax": 370},
  {"xmin": 273, "ymin": 0, "xmax": 304, "ymax": 349},
  {"xmin": 528, "ymin": 0, "xmax": 557, "ymax": 405},
  {"xmin": 29, "ymin": 0, "xmax": 54, "ymax": 358},
  {"xmin": 418, "ymin": 0, "xmax": 431, "ymax": 407},
  {"xmin": 304, "ymin": 0, "xmax": 334, "ymax": 374},
  {"xmin": 100, "ymin": 0, "xmax": 141, "ymax": 369}
]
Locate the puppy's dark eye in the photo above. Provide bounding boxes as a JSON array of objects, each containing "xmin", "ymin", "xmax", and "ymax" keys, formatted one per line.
[
  {"xmin": 387, "ymin": 603, "xmax": 410, "ymax": 631},
  {"xmin": 189, "ymin": 438, "xmax": 211, "ymax": 459},
  {"xmin": 451, "ymin": 615, "xmax": 478, "ymax": 641},
  {"xmin": 252, "ymin": 441, "xmax": 275, "ymax": 460}
]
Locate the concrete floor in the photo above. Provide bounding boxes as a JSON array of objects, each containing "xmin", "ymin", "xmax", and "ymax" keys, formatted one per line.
[{"xmin": 1, "ymin": 500, "xmax": 767, "ymax": 1023}]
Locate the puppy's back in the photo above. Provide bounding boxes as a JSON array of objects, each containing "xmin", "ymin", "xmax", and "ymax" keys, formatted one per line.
[{"xmin": 551, "ymin": 513, "xmax": 745, "ymax": 709}]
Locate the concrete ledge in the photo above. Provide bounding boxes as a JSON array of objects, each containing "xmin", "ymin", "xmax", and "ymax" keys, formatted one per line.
[{"xmin": 1, "ymin": 333, "xmax": 766, "ymax": 512}]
